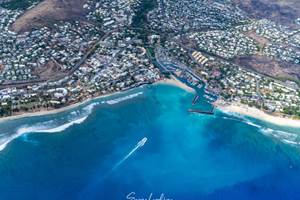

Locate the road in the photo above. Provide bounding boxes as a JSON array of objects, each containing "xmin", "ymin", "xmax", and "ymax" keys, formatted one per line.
[{"xmin": 0, "ymin": 29, "xmax": 117, "ymax": 89}]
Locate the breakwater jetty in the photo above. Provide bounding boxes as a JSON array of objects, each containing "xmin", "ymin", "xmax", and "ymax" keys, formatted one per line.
[{"xmin": 188, "ymin": 107, "xmax": 215, "ymax": 115}]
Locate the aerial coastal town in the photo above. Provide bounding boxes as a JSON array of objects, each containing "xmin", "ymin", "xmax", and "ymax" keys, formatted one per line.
[{"xmin": 0, "ymin": 0, "xmax": 300, "ymax": 119}]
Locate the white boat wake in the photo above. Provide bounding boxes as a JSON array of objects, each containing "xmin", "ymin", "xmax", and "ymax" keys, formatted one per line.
[
  {"xmin": 103, "ymin": 137, "xmax": 147, "ymax": 179},
  {"xmin": 111, "ymin": 137, "xmax": 147, "ymax": 171},
  {"xmin": 80, "ymin": 137, "xmax": 148, "ymax": 198}
]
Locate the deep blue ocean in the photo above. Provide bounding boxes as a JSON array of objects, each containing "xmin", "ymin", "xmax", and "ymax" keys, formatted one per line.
[{"xmin": 0, "ymin": 84, "xmax": 300, "ymax": 200}]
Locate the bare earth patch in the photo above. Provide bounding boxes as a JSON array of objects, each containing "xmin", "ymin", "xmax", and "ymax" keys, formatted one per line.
[
  {"xmin": 11, "ymin": 0, "xmax": 88, "ymax": 33},
  {"xmin": 234, "ymin": 0, "xmax": 300, "ymax": 28},
  {"xmin": 244, "ymin": 31, "xmax": 269, "ymax": 49},
  {"xmin": 33, "ymin": 59, "xmax": 67, "ymax": 80},
  {"xmin": 235, "ymin": 55, "xmax": 300, "ymax": 81}
]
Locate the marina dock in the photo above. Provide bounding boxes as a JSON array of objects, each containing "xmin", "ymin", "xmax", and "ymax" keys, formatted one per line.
[
  {"xmin": 192, "ymin": 95, "xmax": 200, "ymax": 105},
  {"xmin": 188, "ymin": 107, "xmax": 215, "ymax": 115}
]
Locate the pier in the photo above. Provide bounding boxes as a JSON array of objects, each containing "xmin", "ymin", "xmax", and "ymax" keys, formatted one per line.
[
  {"xmin": 192, "ymin": 95, "xmax": 200, "ymax": 105},
  {"xmin": 188, "ymin": 107, "xmax": 215, "ymax": 115}
]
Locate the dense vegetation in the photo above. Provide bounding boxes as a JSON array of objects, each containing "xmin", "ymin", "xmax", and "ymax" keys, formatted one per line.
[
  {"xmin": 132, "ymin": 0, "xmax": 157, "ymax": 28},
  {"xmin": 132, "ymin": 0, "xmax": 157, "ymax": 42},
  {"xmin": 283, "ymin": 106, "xmax": 300, "ymax": 117}
]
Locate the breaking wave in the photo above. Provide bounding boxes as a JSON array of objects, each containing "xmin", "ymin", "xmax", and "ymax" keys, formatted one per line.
[
  {"xmin": 105, "ymin": 92, "xmax": 143, "ymax": 105},
  {"xmin": 244, "ymin": 120, "xmax": 262, "ymax": 129},
  {"xmin": 220, "ymin": 111, "xmax": 299, "ymax": 147},
  {"xmin": 0, "ymin": 116, "xmax": 88, "ymax": 151},
  {"xmin": 219, "ymin": 112, "xmax": 262, "ymax": 129},
  {"xmin": 19, "ymin": 116, "xmax": 88, "ymax": 134},
  {"xmin": 0, "ymin": 91, "xmax": 143, "ymax": 152},
  {"xmin": 260, "ymin": 127, "xmax": 299, "ymax": 146},
  {"xmin": 0, "ymin": 103, "xmax": 97, "ymax": 152}
]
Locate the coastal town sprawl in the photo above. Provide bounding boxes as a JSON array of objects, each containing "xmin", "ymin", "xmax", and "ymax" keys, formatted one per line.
[{"xmin": 0, "ymin": 0, "xmax": 300, "ymax": 119}]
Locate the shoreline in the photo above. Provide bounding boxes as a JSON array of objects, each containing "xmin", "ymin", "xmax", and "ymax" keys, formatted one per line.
[
  {"xmin": 0, "ymin": 76, "xmax": 193, "ymax": 123},
  {"xmin": 156, "ymin": 75, "xmax": 196, "ymax": 93},
  {"xmin": 1, "ymin": 77, "xmax": 299, "ymax": 129},
  {"xmin": 0, "ymin": 92, "xmax": 116, "ymax": 123},
  {"xmin": 215, "ymin": 100, "xmax": 300, "ymax": 128}
]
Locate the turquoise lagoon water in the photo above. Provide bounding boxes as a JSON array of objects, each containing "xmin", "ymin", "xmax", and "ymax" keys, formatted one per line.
[{"xmin": 0, "ymin": 84, "xmax": 300, "ymax": 200}]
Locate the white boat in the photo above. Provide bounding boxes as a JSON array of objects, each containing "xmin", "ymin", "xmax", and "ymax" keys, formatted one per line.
[{"xmin": 137, "ymin": 137, "xmax": 147, "ymax": 147}]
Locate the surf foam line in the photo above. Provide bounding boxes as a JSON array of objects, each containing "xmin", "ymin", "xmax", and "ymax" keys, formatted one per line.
[
  {"xmin": 27, "ymin": 116, "xmax": 88, "ymax": 134},
  {"xmin": 217, "ymin": 112, "xmax": 262, "ymax": 129},
  {"xmin": 0, "ymin": 92, "xmax": 142, "ymax": 152},
  {"xmin": 105, "ymin": 92, "xmax": 143, "ymax": 105},
  {"xmin": 0, "ymin": 101, "xmax": 101, "ymax": 152},
  {"xmin": 0, "ymin": 115, "xmax": 88, "ymax": 151},
  {"xmin": 218, "ymin": 111, "xmax": 300, "ymax": 146},
  {"xmin": 260, "ymin": 127, "xmax": 299, "ymax": 146}
]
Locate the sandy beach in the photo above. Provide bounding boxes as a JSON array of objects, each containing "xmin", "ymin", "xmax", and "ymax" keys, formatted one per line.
[
  {"xmin": 0, "ymin": 90, "xmax": 124, "ymax": 123},
  {"xmin": 156, "ymin": 75, "xmax": 195, "ymax": 93},
  {"xmin": 0, "ymin": 76, "xmax": 194, "ymax": 123},
  {"xmin": 215, "ymin": 100, "xmax": 300, "ymax": 128},
  {"xmin": 2, "ymin": 76, "xmax": 299, "ymax": 129}
]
